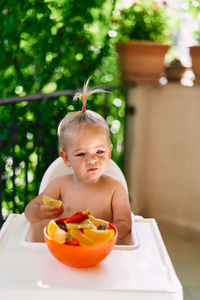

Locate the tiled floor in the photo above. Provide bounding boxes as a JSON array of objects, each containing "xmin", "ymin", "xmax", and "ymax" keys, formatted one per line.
[{"xmin": 159, "ymin": 224, "xmax": 200, "ymax": 300}]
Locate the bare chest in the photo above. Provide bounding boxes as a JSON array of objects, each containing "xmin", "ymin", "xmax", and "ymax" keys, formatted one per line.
[{"xmin": 60, "ymin": 185, "xmax": 114, "ymax": 222}]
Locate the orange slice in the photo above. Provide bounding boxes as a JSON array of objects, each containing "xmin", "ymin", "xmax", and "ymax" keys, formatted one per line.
[
  {"xmin": 65, "ymin": 219, "xmax": 96, "ymax": 230},
  {"xmin": 43, "ymin": 195, "xmax": 62, "ymax": 207},
  {"xmin": 83, "ymin": 228, "xmax": 115, "ymax": 244},
  {"xmin": 47, "ymin": 220, "xmax": 66, "ymax": 244},
  {"xmin": 89, "ymin": 215, "xmax": 109, "ymax": 228},
  {"xmin": 69, "ymin": 229, "xmax": 94, "ymax": 246}
]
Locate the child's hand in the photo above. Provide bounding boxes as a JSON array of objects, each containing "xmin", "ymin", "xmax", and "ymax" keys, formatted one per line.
[{"xmin": 39, "ymin": 204, "xmax": 64, "ymax": 220}]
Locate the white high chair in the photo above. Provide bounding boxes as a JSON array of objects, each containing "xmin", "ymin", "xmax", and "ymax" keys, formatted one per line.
[
  {"xmin": 0, "ymin": 157, "xmax": 183, "ymax": 300},
  {"xmin": 27, "ymin": 157, "xmax": 133, "ymax": 244},
  {"xmin": 37, "ymin": 157, "xmax": 135, "ymax": 246}
]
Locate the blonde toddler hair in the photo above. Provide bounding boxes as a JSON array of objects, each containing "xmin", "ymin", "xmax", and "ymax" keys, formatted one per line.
[{"xmin": 58, "ymin": 78, "xmax": 111, "ymax": 151}]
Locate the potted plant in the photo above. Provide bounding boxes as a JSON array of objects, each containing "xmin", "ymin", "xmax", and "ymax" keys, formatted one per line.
[
  {"xmin": 187, "ymin": 0, "xmax": 200, "ymax": 84},
  {"xmin": 190, "ymin": 44, "xmax": 200, "ymax": 84},
  {"xmin": 165, "ymin": 58, "xmax": 186, "ymax": 82},
  {"xmin": 113, "ymin": 0, "xmax": 172, "ymax": 83}
]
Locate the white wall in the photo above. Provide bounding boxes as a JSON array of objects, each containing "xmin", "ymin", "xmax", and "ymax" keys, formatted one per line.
[{"xmin": 124, "ymin": 83, "xmax": 200, "ymax": 236}]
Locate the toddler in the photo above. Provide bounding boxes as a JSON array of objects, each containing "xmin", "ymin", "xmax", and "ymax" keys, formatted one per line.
[{"xmin": 25, "ymin": 78, "xmax": 132, "ymax": 243}]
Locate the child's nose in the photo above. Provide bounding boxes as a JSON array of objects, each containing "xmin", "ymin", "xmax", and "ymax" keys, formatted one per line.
[{"xmin": 87, "ymin": 154, "xmax": 97, "ymax": 164}]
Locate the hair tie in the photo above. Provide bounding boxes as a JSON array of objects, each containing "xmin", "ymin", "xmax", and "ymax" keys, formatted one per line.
[{"xmin": 82, "ymin": 106, "xmax": 86, "ymax": 112}]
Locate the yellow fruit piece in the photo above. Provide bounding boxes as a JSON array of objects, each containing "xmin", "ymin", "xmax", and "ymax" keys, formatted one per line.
[
  {"xmin": 70, "ymin": 229, "xmax": 94, "ymax": 246},
  {"xmin": 82, "ymin": 218, "xmax": 97, "ymax": 229},
  {"xmin": 65, "ymin": 219, "xmax": 96, "ymax": 230},
  {"xmin": 47, "ymin": 220, "xmax": 66, "ymax": 244},
  {"xmin": 43, "ymin": 195, "xmax": 62, "ymax": 207},
  {"xmin": 66, "ymin": 223, "xmax": 91, "ymax": 230},
  {"xmin": 89, "ymin": 215, "xmax": 109, "ymax": 228},
  {"xmin": 84, "ymin": 209, "xmax": 92, "ymax": 216},
  {"xmin": 83, "ymin": 228, "xmax": 115, "ymax": 244}
]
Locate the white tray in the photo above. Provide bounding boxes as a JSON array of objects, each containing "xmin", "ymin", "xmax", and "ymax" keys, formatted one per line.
[
  {"xmin": 0, "ymin": 214, "xmax": 183, "ymax": 300},
  {"xmin": 20, "ymin": 213, "xmax": 140, "ymax": 250}
]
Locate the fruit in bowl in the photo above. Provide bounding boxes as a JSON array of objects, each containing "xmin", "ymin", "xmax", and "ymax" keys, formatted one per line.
[{"xmin": 44, "ymin": 210, "xmax": 118, "ymax": 268}]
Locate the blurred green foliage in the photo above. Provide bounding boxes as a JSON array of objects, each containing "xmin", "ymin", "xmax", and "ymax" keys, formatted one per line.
[
  {"xmin": 0, "ymin": 0, "xmax": 125, "ymax": 222},
  {"xmin": 0, "ymin": 0, "xmax": 120, "ymax": 95},
  {"xmin": 113, "ymin": 0, "xmax": 172, "ymax": 43},
  {"xmin": 186, "ymin": 0, "xmax": 200, "ymax": 43}
]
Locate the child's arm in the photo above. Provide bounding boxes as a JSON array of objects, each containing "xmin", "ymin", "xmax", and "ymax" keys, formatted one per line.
[
  {"xmin": 24, "ymin": 179, "xmax": 64, "ymax": 224},
  {"xmin": 111, "ymin": 181, "xmax": 132, "ymax": 241}
]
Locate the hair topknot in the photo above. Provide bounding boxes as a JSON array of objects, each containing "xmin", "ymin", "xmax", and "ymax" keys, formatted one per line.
[
  {"xmin": 73, "ymin": 76, "xmax": 105, "ymax": 110},
  {"xmin": 57, "ymin": 77, "xmax": 111, "ymax": 152}
]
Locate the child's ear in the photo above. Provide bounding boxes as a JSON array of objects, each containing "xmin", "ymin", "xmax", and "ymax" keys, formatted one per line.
[
  {"xmin": 59, "ymin": 151, "xmax": 71, "ymax": 167},
  {"xmin": 108, "ymin": 144, "xmax": 113, "ymax": 159}
]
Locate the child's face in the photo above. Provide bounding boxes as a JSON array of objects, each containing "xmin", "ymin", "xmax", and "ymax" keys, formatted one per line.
[{"xmin": 60, "ymin": 125, "xmax": 112, "ymax": 184}]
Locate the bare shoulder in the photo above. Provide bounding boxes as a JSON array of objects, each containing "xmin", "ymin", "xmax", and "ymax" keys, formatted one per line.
[
  {"xmin": 53, "ymin": 174, "xmax": 73, "ymax": 184},
  {"xmin": 101, "ymin": 174, "xmax": 127, "ymax": 191},
  {"xmin": 43, "ymin": 174, "xmax": 73, "ymax": 192}
]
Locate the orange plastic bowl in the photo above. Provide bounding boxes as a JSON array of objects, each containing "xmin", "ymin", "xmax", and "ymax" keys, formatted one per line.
[{"xmin": 44, "ymin": 221, "xmax": 118, "ymax": 268}]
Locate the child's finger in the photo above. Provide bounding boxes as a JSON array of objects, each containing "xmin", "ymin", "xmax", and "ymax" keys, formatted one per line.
[
  {"xmin": 41, "ymin": 205, "xmax": 64, "ymax": 218},
  {"xmin": 42, "ymin": 205, "xmax": 63, "ymax": 211}
]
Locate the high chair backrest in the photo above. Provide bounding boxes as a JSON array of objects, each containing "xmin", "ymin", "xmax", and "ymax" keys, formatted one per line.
[{"xmin": 39, "ymin": 157, "xmax": 128, "ymax": 194}]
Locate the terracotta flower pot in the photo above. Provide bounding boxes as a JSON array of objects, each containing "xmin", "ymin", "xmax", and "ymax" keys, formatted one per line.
[
  {"xmin": 165, "ymin": 60, "xmax": 186, "ymax": 82},
  {"xmin": 117, "ymin": 41, "xmax": 169, "ymax": 84},
  {"xmin": 190, "ymin": 45, "xmax": 200, "ymax": 84}
]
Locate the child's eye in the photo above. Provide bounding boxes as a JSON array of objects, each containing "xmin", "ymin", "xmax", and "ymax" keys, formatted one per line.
[
  {"xmin": 76, "ymin": 153, "xmax": 85, "ymax": 157},
  {"xmin": 96, "ymin": 150, "xmax": 104, "ymax": 154}
]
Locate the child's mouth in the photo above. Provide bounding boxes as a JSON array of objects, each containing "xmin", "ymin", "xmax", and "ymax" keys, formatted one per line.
[{"xmin": 88, "ymin": 167, "xmax": 98, "ymax": 172}]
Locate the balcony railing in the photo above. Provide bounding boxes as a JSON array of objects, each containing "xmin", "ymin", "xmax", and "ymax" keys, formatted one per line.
[{"xmin": 0, "ymin": 85, "xmax": 126, "ymax": 227}]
